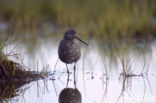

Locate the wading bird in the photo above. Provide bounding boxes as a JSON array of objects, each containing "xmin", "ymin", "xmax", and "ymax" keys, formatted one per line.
[{"xmin": 58, "ymin": 29, "xmax": 88, "ymax": 87}]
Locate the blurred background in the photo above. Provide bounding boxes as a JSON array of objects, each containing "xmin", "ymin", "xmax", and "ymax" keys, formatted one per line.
[
  {"xmin": 0, "ymin": 0, "xmax": 156, "ymax": 44},
  {"xmin": 0, "ymin": 0, "xmax": 156, "ymax": 103}
]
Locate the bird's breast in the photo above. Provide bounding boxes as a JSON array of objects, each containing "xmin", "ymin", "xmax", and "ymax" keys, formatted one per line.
[{"xmin": 58, "ymin": 39, "xmax": 81, "ymax": 64}]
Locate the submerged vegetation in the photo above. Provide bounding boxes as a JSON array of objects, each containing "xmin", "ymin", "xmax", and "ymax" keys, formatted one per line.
[{"xmin": 0, "ymin": 0, "xmax": 156, "ymax": 43}]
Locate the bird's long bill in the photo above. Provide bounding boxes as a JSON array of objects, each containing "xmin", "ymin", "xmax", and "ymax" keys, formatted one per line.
[{"xmin": 75, "ymin": 36, "xmax": 88, "ymax": 46}]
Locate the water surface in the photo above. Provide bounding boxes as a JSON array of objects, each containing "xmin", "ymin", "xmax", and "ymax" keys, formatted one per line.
[{"xmin": 1, "ymin": 38, "xmax": 156, "ymax": 103}]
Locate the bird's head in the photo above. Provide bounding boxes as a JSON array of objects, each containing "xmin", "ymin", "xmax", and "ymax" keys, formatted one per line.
[
  {"xmin": 64, "ymin": 29, "xmax": 88, "ymax": 46},
  {"xmin": 64, "ymin": 29, "xmax": 76, "ymax": 40}
]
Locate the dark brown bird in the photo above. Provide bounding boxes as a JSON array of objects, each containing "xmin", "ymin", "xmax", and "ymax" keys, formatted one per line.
[
  {"xmin": 58, "ymin": 29, "xmax": 88, "ymax": 87},
  {"xmin": 59, "ymin": 88, "xmax": 81, "ymax": 103}
]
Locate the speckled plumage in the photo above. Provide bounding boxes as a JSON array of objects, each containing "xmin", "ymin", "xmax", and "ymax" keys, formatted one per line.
[
  {"xmin": 59, "ymin": 88, "xmax": 81, "ymax": 103},
  {"xmin": 58, "ymin": 38, "xmax": 80, "ymax": 64},
  {"xmin": 58, "ymin": 29, "xmax": 81, "ymax": 64},
  {"xmin": 58, "ymin": 29, "xmax": 87, "ymax": 88}
]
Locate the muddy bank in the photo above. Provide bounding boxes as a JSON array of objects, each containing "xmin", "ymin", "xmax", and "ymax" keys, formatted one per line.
[{"xmin": 0, "ymin": 59, "xmax": 38, "ymax": 82}]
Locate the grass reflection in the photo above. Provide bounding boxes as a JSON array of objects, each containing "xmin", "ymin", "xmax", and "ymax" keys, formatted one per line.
[{"xmin": 0, "ymin": 81, "xmax": 30, "ymax": 102}]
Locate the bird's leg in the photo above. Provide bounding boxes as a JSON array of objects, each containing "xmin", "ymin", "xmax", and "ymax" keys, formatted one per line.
[
  {"xmin": 66, "ymin": 64, "xmax": 69, "ymax": 74},
  {"xmin": 66, "ymin": 73, "xmax": 70, "ymax": 88},
  {"xmin": 74, "ymin": 62, "xmax": 76, "ymax": 88},
  {"xmin": 66, "ymin": 64, "xmax": 69, "ymax": 87}
]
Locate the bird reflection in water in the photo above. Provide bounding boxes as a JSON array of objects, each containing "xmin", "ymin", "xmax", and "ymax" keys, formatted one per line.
[
  {"xmin": 58, "ymin": 73, "xmax": 81, "ymax": 103},
  {"xmin": 59, "ymin": 88, "xmax": 81, "ymax": 103}
]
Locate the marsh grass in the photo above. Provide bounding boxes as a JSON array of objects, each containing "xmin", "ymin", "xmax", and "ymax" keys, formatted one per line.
[
  {"xmin": 0, "ymin": 43, "xmax": 39, "ymax": 81},
  {"xmin": 38, "ymin": 65, "xmax": 51, "ymax": 78},
  {"xmin": 0, "ymin": 0, "xmax": 155, "ymax": 43},
  {"xmin": 119, "ymin": 53, "xmax": 150, "ymax": 77},
  {"xmin": 117, "ymin": 72, "xmax": 153, "ymax": 103},
  {"xmin": 120, "ymin": 56, "xmax": 133, "ymax": 77},
  {"xmin": 0, "ymin": 59, "xmax": 38, "ymax": 81}
]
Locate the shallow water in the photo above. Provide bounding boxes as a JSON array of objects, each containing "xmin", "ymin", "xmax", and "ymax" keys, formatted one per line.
[{"xmin": 1, "ymin": 38, "xmax": 156, "ymax": 103}]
